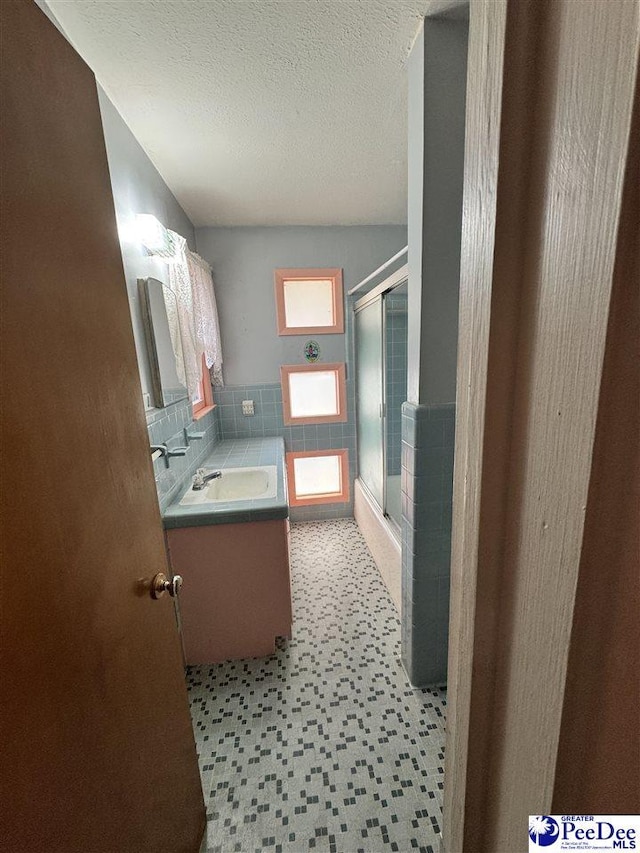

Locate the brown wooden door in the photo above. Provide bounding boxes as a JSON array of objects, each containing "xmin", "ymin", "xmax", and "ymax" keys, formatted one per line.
[{"xmin": 0, "ymin": 2, "xmax": 205, "ymax": 851}]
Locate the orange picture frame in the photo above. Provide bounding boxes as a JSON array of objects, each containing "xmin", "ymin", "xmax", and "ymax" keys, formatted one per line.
[
  {"xmin": 280, "ymin": 363, "xmax": 347, "ymax": 426},
  {"xmin": 286, "ymin": 449, "xmax": 350, "ymax": 507},
  {"xmin": 274, "ymin": 268, "xmax": 344, "ymax": 336}
]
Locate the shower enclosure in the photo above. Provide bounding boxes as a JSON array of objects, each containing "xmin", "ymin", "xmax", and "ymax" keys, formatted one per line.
[{"xmin": 354, "ymin": 265, "xmax": 408, "ymax": 536}]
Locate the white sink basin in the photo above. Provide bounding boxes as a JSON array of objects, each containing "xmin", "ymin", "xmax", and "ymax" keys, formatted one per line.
[{"xmin": 178, "ymin": 466, "xmax": 278, "ymax": 506}]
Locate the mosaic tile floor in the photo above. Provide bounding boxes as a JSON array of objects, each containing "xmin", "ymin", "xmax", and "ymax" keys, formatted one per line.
[{"xmin": 187, "ymin": 519, "xmax": 446, "ymax": 853}]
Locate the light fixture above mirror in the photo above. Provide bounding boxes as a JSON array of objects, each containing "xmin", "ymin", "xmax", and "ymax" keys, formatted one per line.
[{"xmin": 135, "ymin": 213, "xmax": 171, "ymax": 255}]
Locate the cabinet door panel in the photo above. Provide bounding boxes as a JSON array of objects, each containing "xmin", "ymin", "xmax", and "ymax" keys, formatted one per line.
[{"xmin": 168, "ymin": 520, "xmax": 292, "ymax": 664}]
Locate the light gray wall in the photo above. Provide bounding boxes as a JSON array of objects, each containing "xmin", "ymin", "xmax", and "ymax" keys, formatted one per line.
[
  {"xmin": 35, "ymin": 1, "xmax": 222, "ymax": 513},
  {"xmin": 195, "ymin": 226, "xmax": 407, "ymax": 385},
  {"xmin": 34, "ymin": 3, "xmax": 197, "ymax": 407},
  {"xmin": 407, "ymin": 32, "xmax": 425, "ymax": 405},
  {"xmin": 97, "ymin": 88, "xmax": 197, "ymax": 403},
  {"xmin": 402, "ymin": 11, "xmax": 468, "ymax": 685},
  {"xmin": 407, "ymin": 16, "xmax": 468, "ymax": 405},
  {"xmin": 97, "ymin": 91, "xmax": 221, "ymax": 508}
]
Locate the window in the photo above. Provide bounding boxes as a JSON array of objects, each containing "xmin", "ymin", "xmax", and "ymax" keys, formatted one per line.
[
  {"xmin": 192, "ymin": 353, "xmax": 215, "ymax": 419},
  {"xmin": 286, "ymin": 450, "xmax": 350, "ymax": 507},
  {"xmin": 280, "ymin": 363, "xmax": 347, "ymax": 426},
  {"xmin": 274, "ymin": 268, "xmax": 344, "ymax": 335}
]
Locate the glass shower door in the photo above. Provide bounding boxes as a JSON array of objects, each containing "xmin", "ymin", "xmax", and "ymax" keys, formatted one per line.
[
  {"xmin": 355, "ymin": 298, "xmax": 384, "ymax": 508},
  {"xmin": 384, "ymin": 282, "xmax": 408, "ymax": 529}
]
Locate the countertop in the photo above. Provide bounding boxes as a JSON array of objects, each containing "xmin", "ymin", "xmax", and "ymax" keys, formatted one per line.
[{"xmin": 162, "ymin": 437, "xmax": 288, "ymax": 529}]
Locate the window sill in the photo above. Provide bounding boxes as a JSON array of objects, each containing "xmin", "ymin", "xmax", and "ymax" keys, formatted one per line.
[{"xmin": 192, "ymin": 404, "xmax": 216, "ymax": 421}]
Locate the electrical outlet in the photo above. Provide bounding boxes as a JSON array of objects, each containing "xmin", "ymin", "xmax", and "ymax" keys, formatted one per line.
[{"xmin": 242, "ymin": 400, "xmax": 255, "ymax": 416}]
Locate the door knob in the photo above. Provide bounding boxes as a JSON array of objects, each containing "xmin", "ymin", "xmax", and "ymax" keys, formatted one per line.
[{"xmin": 151, "ymin": 572, "xmax": 183, "ymax": 599}]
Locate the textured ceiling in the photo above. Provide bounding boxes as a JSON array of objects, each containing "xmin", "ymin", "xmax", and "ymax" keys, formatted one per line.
[{"xmin": 48, "ymin": 0, "xmax": 433, "ymax": 226}]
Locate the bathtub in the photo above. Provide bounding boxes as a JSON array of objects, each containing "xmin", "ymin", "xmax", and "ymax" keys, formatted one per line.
[{"xmin": 354, "ymin": 479, "xmax": 402, "ymax": 614}]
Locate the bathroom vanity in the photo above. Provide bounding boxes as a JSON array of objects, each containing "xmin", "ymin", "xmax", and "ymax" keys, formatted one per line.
[{"xmin": 163, "ymin": 438, "xmax": 292, "ymax": 664}]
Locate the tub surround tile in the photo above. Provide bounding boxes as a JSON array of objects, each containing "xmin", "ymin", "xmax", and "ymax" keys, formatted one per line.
[
  {"xmin": 401, "ymin": 402, "xmax": 455, "ymax": 687},
  {"xmin": 386, "ymin": 298, "xmax": 408, "ymax": 476}
]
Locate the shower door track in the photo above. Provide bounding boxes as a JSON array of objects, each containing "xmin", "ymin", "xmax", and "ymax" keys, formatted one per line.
[
  {"xmin": 357, "ymin": 474, "xmax": 402, "ymax": 544},
  {"xmin": 353, "ymin": 264, "xmax": 408, "ymax": 314}
]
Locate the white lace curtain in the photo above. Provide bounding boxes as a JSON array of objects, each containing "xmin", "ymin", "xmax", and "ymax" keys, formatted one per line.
[
  {"xmin": 187, "ymin": 249, "xmax": 224, "ymax": 387},
  {"xmin": 161, "ymin": 230, "xmax": 224, "ymax": 397}
]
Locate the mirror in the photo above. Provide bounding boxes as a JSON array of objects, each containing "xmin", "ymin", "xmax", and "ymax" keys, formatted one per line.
[{"xmin": 139, "ymin": 277, "xmax": 188, "ymax": 408}]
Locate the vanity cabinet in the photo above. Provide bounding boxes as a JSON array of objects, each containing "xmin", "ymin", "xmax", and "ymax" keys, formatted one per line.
[{"xmin": 166, "ymin": 518, "xmax": 292, "ymax": 664}]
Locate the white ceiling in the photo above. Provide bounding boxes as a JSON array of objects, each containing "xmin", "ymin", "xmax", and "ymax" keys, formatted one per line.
[{"xmin": 48, "ymin": 0, "xmax": 435, "ymax": 227}]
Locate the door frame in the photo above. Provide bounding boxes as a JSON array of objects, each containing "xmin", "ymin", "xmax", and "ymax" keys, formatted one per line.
[{"xmin": 443, "ymin": 1, "xmax": 639, "ymax": 850}]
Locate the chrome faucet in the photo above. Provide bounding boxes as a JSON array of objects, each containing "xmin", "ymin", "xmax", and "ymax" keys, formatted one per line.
[{"xmin": 192, "ymin": 468, "xmax": 222, "ymax": 491}]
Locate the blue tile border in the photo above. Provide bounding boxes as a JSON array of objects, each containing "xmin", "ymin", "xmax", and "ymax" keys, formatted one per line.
[
  {"xmin": 146, "ymin": 397, "xmax": 223, "ymax": 514},
  {"xmin": 216, "ymin": 382, "xmax": 355, "ymax": 520}
]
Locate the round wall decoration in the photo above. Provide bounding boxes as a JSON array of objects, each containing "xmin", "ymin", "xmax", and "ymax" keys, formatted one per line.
[{"xmin": 304, "ymin": 340, "xmax": 320, "ymax": 362}]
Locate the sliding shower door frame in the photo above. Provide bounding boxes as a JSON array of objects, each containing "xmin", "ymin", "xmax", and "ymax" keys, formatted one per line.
[
  {"xmin": 354, "ymin": 264, "xmax": 408, "ymax": 313},
  {"xmin": 354, "ymin": 264, "xmax": 409, "ymax": 533}
]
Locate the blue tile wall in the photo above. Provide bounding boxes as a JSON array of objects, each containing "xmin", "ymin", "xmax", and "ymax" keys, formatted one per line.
[
  {"xmin": 401, "ymin": 401, "xmax": 455, "ymax": 687},
  {"xmin": 146, "ymin": 398, "xmax": 222, "ymax": 513},
  {"xmin": 214, "ymin": 381, "xmax": 356, "ymax": 522},
  {"xmin": 385, "ymin": 294, "xmax": 408, "ymax": 476}
]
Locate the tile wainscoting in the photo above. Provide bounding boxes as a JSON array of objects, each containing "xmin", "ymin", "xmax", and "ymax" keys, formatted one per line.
[
  {"xmin": 146, "ymin": 398, "xmax": 222, "ymax": 513},
  {"xmin": 401, "ymin": 402, "xmax": 455, "ymax": 687},
  {"xmin": 214, "ymin": 382, "xmax": 356, "ymax": 522}
]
